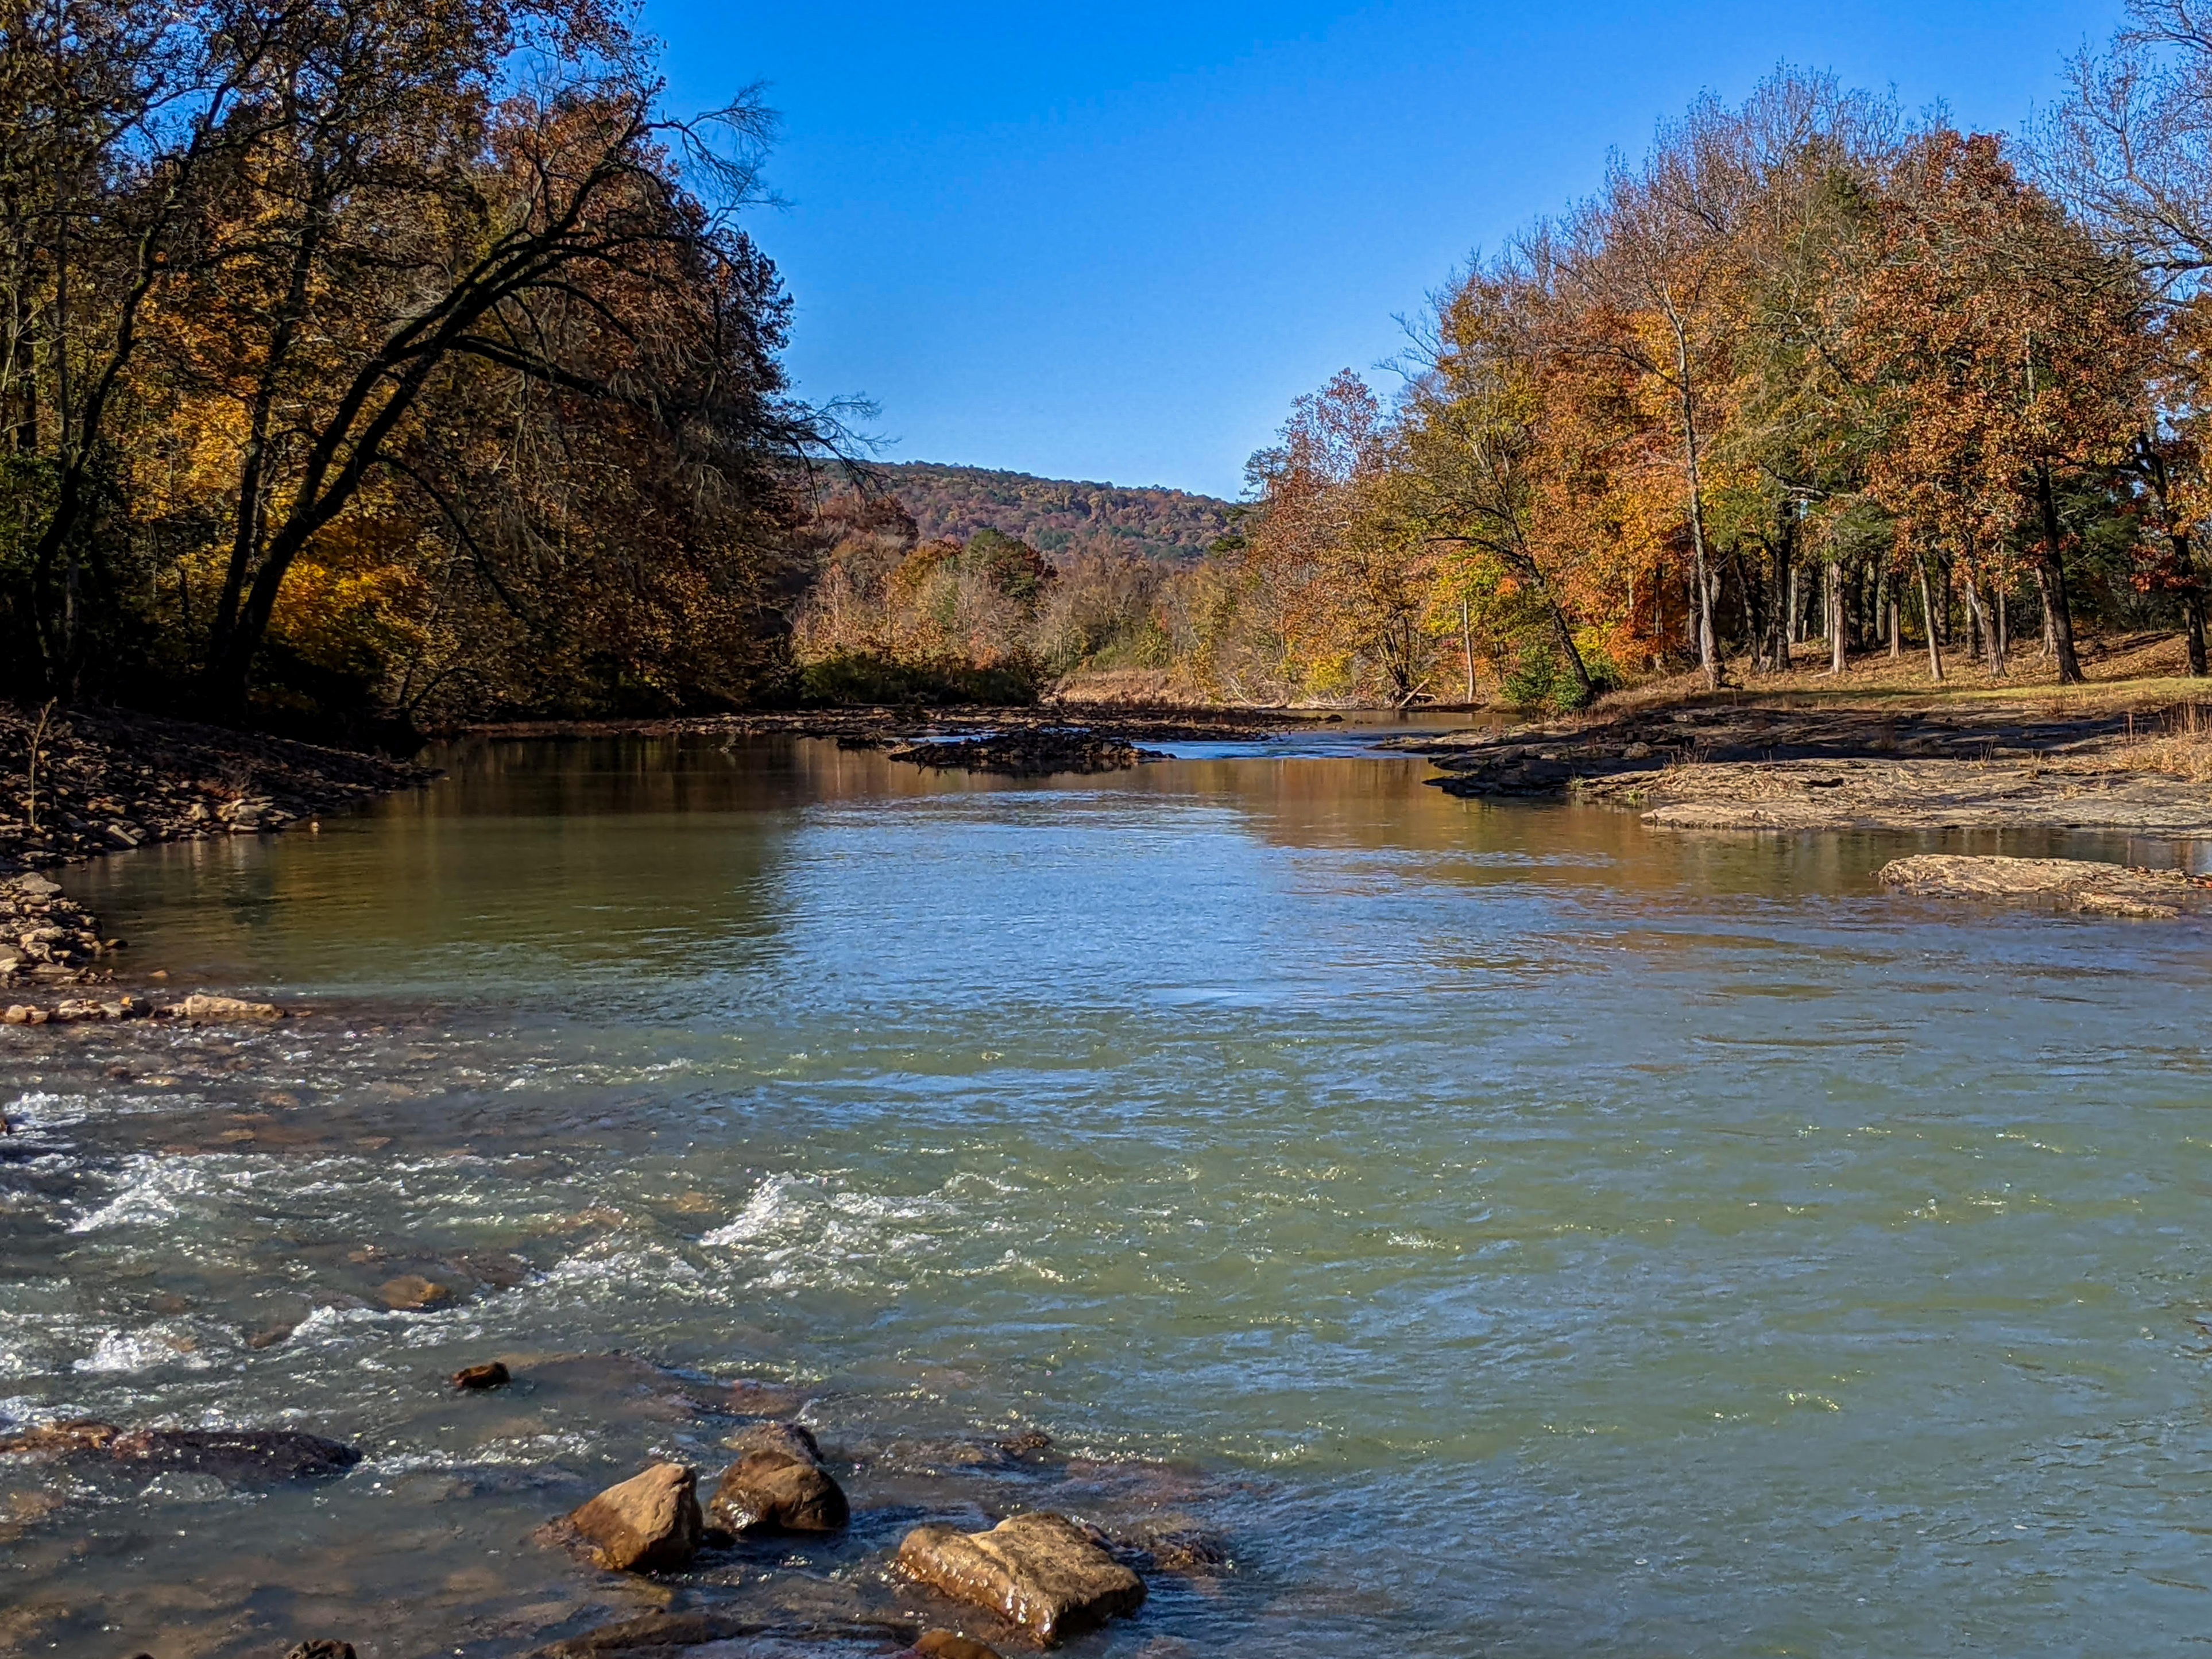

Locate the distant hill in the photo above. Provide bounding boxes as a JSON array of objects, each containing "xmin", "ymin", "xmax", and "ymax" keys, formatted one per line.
[{"xmin": 881, "ymin": 462, "xmax": 1236, "ymax": 563}]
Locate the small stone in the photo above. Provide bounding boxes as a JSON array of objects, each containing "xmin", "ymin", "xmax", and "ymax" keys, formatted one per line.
[
  {"xmin": 452, "ymin": 1361, "xmax": 510, "ymax": 1391},
  {"xmin": 377, "ymin": 1275, "xmax": 453, "ymax": 1311},
  {"xmin": 285, "ymin": 1643, "xmax": 357, "ymax": 1659},
  {"xmin": 1624, "ymin": 741, "xmax": 1653, "ymax": 759},
  {"xmin": 898, "ymin": 1512, "xmax": 1146, "ymax": 1644},
  {"xmin": 559, "ymin": 1461, "xmax": 702, "ymax": 1572}
]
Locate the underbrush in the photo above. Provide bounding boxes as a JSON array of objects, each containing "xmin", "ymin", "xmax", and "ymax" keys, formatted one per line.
[{"xmin": 796, "ymin": 650, "xmax": 1047, "ymax": 707}]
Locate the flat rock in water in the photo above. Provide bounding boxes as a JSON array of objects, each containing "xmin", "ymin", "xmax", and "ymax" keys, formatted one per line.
[
  {"xmin": 897, "ymin": 1512, "xmax": 1146, "ymax": 1645},
  {"xmin": 910, "ymin": 1632, "xmax": 1004, "ymax": 1659},
  {"xmin": 110, "ymin": 1428, "xmax": 361, "ymax": 1483},
  {"xmin": 526, "ymin": 1612, "xmax": 919, "ymax": 1657},
  {"xmin": 171, "ymin": 991, "xmax": 286, "ymax": 1020},
  {"xmin": 887, "ymin": 729, "xmax": 1166, "ymax": 778},
  {"xmin": 560, "ymin": 1461, "xmax": 702, "ymax": 1573},
  {"xmin": 1878, "ymin": 854, "xmax": 2207, "ymax": 918}
]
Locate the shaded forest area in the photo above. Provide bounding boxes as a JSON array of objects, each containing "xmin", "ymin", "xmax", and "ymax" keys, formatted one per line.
[{"xmin": 1, "ymin": 0, "xmax": 857, "ymax": 736}]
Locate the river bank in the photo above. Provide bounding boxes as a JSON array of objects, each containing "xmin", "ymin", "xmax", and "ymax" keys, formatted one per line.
[{"xmin": 0, "ymin": 702, "xmax": 426, "ymax": 880}]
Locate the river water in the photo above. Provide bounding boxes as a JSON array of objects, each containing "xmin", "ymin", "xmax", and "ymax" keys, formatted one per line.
[{"xmin": 5, "ymin": 732, "xmax": 2212, "ymax": 1657}]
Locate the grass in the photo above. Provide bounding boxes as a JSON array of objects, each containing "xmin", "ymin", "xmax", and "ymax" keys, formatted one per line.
[{"xmin": 1603, "ymin": 629, "xmax": 2212, "ymax": 717}]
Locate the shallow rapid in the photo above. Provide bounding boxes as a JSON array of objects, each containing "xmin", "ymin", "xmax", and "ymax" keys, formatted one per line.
[{"xmin": 5, "ymin": 732, "xmax": 2212, "ymax": 1657}]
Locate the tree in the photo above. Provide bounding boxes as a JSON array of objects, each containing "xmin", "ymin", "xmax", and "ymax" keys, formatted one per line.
[
  {"xmin": 0, "ymin": 0, "xmax": 858, "ymax": 718},
  {"xmin": 1851, "ymin": 131, "xmax": 2148, "ymax": 685},
  {"xmin": 2039, "ymin": 0, "xmax": 2212, "ymax": 674}
]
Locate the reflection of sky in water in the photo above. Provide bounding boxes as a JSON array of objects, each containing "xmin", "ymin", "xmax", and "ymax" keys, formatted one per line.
[{"xmin": 6, "ymin": 733, "xmax": 2212, "ymax": 1656}]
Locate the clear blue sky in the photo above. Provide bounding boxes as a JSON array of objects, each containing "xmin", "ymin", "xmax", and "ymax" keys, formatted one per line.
[{"xmin": 648, "ymin": 1, "xmax": 2130, "ymax": 499}]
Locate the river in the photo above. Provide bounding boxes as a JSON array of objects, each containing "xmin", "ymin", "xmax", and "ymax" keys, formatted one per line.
[{"xmin": 5, "ymin": 730, "xmax": 2211, "ymax": 1657}]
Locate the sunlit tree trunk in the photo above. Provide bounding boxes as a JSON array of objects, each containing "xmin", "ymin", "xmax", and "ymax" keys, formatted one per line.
[{"xmin": 1916, "ymin": 554, "xmax": 1944, "ymax": 682}]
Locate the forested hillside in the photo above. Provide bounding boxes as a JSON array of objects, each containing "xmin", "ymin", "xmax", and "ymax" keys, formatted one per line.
[{"xmin": 883, "ymin": 463, "xmax": 1233, "ymax": 563}]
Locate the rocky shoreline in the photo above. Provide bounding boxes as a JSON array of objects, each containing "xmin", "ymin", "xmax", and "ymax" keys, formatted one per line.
[
  {"xmin": 1, "ymin": 1349, "xmax": 1236, "ymax": 1658},
  {"xmin": 0, "ymin": 702, "xmax": 426, "ymax": 879}
]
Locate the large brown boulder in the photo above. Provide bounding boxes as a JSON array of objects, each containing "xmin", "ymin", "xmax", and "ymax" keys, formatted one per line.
[
  {"xmin": 707, "ymin": 1423, "xmax": 846, "ymax": 1534},
  {"xmin": 562, "ymin": 1462, "xmax": 702, "ymax": 1572},
  {"xmin": 897, "ymin": 1512, "xmax": 1145, "ymax": 1645}
]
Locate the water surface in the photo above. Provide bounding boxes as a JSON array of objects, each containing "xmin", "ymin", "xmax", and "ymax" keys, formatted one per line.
[{"xmin": 6, "ymin": 734, "xmax": 2211, "ymax": 1657}]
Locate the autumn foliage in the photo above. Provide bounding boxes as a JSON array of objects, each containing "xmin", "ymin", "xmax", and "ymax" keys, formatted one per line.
[
  {"xmin": 1199, "ymin": 17, "xmax": 2212, "ymax": 705},
  {"xmin": 0, "ymin": 0, "xmax": 853, "ymax": 726}
]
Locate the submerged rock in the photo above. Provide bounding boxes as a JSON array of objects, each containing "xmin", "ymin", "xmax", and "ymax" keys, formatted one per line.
[
  {"xmin": 0, "ymin": 1418, "xmax": 121, "ymax": 1457},
  {"xmin": 911, "ymin": 1632, "xmax": 1004, "ymax": 1659},
  {"xmin": 452, "ymin": 1360, "xmax": 511, "ymax": 1391},
  {"xmin": 528, "ymin": 1612, "xmax": 919, "ymax": 1657},
  {"xmin": 1878, "ymin": 853, "xmax": 2207, "ymax": 918},
  {"xmin": 709, "ymin": 1422, "xmax": 848, "ymax": 1534},
  {"xmin": 285, "ymin": 1643, "xmax": 357, "ymax": 1659},
  {"xmin": 4, "ymin": 1421, "xmax": 358, "ymax": 1483},
  {"xmin": 110, "ymin": 1428, "xmax": 362, "ymax": 1484},
  {"xmin": 897, "ymin": 1512, "xmax": 1146, "ymax": 1645},
  {"xmin": 559, "ymin": 1461, "xmax": 702, "ymax": 1572},
  {"xmin": 378, "ymin": 1274, "xmax": 454, "ymax": 1311}
]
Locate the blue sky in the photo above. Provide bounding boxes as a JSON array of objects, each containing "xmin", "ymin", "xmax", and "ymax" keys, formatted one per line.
[{"xmin": 648, "ymin": 1, "xmax": 2131, "ymax": 499}]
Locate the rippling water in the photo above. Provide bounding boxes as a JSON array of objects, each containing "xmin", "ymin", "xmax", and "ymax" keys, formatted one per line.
[{"xmin": 6, "ymin": 733, "xmax": 2212, "ymax": 1657}]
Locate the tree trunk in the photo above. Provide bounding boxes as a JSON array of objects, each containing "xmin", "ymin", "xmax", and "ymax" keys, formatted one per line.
[
  {"xmin": 1996, "ymin": 586, "xmax": 2008, "ymax": 668},
  {"xmin": 1917, "ymin": 555, "xmax": 1944, "ymax": 683},
  {"xmin": 1889, "ymin": 570, "xmax": 1902, "ymax": 658},
  {"xmin": 1547, "ymin": 594, "xmax": 1594, "ymax": 703},
  {"xmin": 1460, "ymin": 594, "xmax": 1475, "ymax": 704},
  {"xmin": 2034, "ymin": 463, "xmax": 2085, "ymax": 685},
  {"xmin": 1668, "ymin": 320, "xmax": 1718, "ymax": 691},
  {"xmin": 1772, "ymin": 518, "xmax": 1793, "ymax": 672},
  {"xmin": 1827, "ymin": 560, "xmax": 1845, "ymax": 675},
  {"xmin": 2175, "ymin": 528, "xmax": 2208, "ymax": 678},
  {"xmin": 1964, "ymin": 578, "xmax": 2003, "ymax": 676}
]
